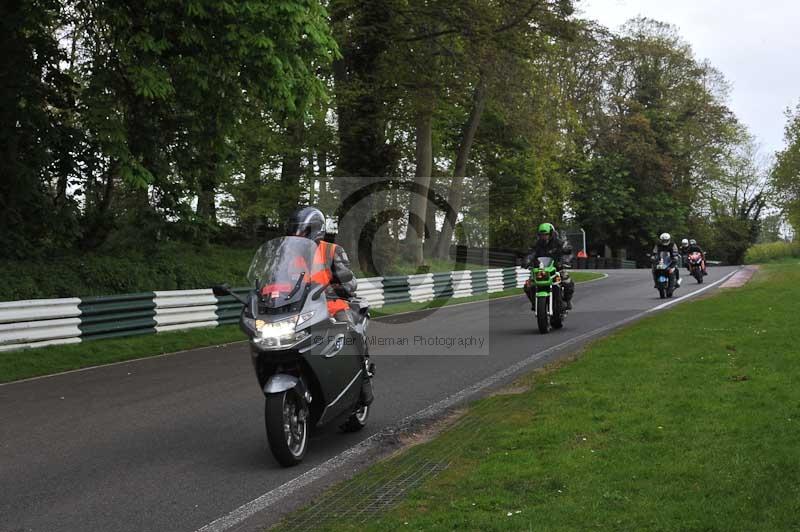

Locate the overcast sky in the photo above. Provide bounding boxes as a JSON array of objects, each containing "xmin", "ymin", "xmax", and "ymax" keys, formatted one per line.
[{"xmin": 578, "ymin": 0, "xmax": 799, "ymax": 156}]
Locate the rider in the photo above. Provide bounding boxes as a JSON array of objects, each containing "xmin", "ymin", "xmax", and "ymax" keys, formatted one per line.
[
  {"xmin": 523, "ymin": 223, "xmax": 575, "ymax": 310},
  {"xmin": 286, "ymin": 206, "xmax": 374, "ymax": 400},
  {"xmin": 679, "ymin": 238, "xmax": 690, "ymax": 268},
  {"xmin": 286, "ymin": 206, "xmax": 357, "ymax": 322},
  {"xmin": 651, "ymin": 232, "xmax": 681, "ymax": 288},
  {"xmin": 687, "ymin": 238, "xmax": 708, "ymax": 275}
]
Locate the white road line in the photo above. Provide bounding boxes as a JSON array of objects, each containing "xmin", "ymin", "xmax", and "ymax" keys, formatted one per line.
[
  {"xmin": 194, "ymin": 267, "xmax": 739, "ymax": 532},
  {"xmin": 647, "ymin": 270, "xmax": 738, "ymax": 313},
  {"xmin": 574, "ymin": 271, "xmax": 610, "ymax": 284},
  {"xmin": 0, "ymin": 340, "xmax": 246, "ymax": 387}
]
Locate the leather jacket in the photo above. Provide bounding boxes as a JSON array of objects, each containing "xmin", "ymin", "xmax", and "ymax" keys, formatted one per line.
[
  {"xmin": 525, "ymin": 234, "xmax": 573, "ymax": 269},
  {"xmin": 652, "ymin": 242, "xmax": 680, "ymax": 264},
  {"xmin": 328, "ymin": 244, "xmax": 357, "ymax": 299}
]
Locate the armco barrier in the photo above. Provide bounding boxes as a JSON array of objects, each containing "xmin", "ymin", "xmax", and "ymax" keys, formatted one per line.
[{"xmin": 0, "ymin": 267, "xmax": 537, "ymax": 352}]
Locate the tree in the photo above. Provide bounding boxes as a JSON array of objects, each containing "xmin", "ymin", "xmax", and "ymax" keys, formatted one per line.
[
  {"xmin": 571, "ymin": 18, "xmax": 741, "ymax": 262},
  {"xmin": 0, "ymin": 0, "xmax": 79, "ymax": 258},
  {"xmin": 772, "ymin": 103, "xmax": 800, "ymax": 232}
]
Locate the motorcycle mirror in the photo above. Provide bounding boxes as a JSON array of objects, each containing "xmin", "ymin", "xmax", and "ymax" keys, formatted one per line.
[
  {"xmin": 213, "ymin": 284, "xmax": 248, "ymax": 305},
  {"xmin": 311, "ymin": 284, "xmax": 325, "ymax": 301},
  {"xmin": 212, "ymin": 283, "xmax": 232, "ymax": 297}
]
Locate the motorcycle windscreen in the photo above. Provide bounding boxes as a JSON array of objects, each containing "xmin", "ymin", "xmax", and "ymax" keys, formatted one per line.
[
  {"xmin": 247, "ymin": 236, "xmax": 325, "ymax": 309},
  {"xmin": 536, "ymin": 256, "xmax": 554, "ymax": 268},
  {"xmin": 656, "ymin": 251, "xmax": 672, "ymax": 268}
]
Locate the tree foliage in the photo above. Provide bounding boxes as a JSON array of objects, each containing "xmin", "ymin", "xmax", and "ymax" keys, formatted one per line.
[
  {"xmin": 772, "ymin": 104, "xmax": 800, "ymax": 232},
  {"xmin": 0, "ymin": 2, "xmax": 780, "ymax": 277}
]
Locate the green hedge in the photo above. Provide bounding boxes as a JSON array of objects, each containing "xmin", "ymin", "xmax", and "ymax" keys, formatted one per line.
[
  {"xmin": 0, "ymin": 245, "xmax": 253, "ymax": 301},
  {"xmin": 0, "ymin": 244, "xmax": 506, "ymax": 301},
  {"xmin": 744, "ymin": 241, "xmax": 800, "ymax": 264}
]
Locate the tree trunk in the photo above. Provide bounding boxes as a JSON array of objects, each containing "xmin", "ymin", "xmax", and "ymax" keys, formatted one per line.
[
  {"xmin": 433, "ymin": 79, "xmax": 488, "ymax": 259},
  {"xmin": 316, "ymin": 149, "xmax": 332, "ymax": 212},
  {"xmin": 279, "ymin": 118, "xmax": 304, "ymax": 221},
  {"xmin": 406, "ymin": 108, "xmax": 433, "ymax": 266},
  {"xmin": 330, "ymin": 0, "xmax": 396, "ymax": 272},
  {"xmin": 423, "ymin": 179, "xmax": 438, "ymax": 257},
  {"xmin": 196, "ymin": 179, "xmax": 217, "ymax": 223}
]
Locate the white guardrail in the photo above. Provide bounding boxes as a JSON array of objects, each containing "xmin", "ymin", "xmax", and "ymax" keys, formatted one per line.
[{"xmin": 0, "ymin": 267, "xmax": 529, "ymax": 352}]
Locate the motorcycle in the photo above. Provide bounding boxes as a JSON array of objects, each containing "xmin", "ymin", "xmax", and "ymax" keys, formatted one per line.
[
  {"xmin": 527, "ymin": 256, "xmax": 566, "ymax": 334},
  {"xmin": 653, "ymin": 251, "xmax": 678, "ymax": 299},
  {"xmin": 213, "ymin": 236, "xmax": 374, "ymax": 467},
  {"xmin": 687, "ymin": 251, "xmax": 705, "ymax": 284}
]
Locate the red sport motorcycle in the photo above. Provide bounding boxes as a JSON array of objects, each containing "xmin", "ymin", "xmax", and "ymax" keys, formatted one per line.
[{"xmin": 687, "ymin": 251, "xmax": 706, "ymax": 284}]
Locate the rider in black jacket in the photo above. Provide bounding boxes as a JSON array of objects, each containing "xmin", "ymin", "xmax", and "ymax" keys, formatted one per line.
[
  {"xmin": 686, "ymin": 239, "xmax": 708, "ymax": 274},
  {"xmin": 651, "ymin": 232, "xmax": 681, "ymax": 288},
  {"xmin": 524, "ymin": 223, "xmax": 575, "ymax": 310}
]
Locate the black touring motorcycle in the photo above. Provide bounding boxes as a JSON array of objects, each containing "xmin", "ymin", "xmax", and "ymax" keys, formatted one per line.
[{"xmin": 214, "ymin": 236, "xmax": 374, "ymax": 466}]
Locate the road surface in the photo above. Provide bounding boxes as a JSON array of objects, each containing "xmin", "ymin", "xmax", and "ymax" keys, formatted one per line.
[{"xmin": 0, "ymin": 267, "xmax": 737, "ymax": 532}]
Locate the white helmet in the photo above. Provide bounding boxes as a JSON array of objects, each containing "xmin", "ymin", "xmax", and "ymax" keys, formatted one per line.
[
  {"xmin": 681, "ymin": 238, "xmax": 689, "ymax": 247},
  {"xmin": 659, "ymin": 232, "xmax": 671, "ymax": 246},
  {"xmin": 689, "ymin": 239, "xmax": 697, "ymax": 246}
]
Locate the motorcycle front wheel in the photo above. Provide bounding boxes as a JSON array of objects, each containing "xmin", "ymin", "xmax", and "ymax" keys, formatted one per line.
[
  {"xmin": 536, "ymin": 297, "xmax": 551, "ymax": 334},
  {"xmin": 265, "ymin": 390, "xmax": 308, "ymax": 467}
]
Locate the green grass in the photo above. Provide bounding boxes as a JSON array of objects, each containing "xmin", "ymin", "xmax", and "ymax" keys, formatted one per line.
[
  {"xmin": 0, "ymin": 272, "xmax": 604, "ymax": 384},
  {"xmin": 0, "ymin": 325, "xmax": 245, "ymax": 383},
  {"xmin": 278, "ymin": 261, "xmax": 800, "ymax": 532},
  {"xmin": 744, "ymin": 241, "xmax": 800, "ymax": 264}
]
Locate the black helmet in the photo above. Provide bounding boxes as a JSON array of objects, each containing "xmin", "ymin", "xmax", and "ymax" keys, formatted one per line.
[{"xmin": 286, "ymin": 207, "xmax": 326, "ymax": 242}]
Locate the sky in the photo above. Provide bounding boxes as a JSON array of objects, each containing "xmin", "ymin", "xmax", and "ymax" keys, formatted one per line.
[{"xmin": 579, "ymin": 0, "xmax": 800, "ymax": 156}]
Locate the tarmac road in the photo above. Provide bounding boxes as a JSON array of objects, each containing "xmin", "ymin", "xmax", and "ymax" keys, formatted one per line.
[{"xmin": 0, "ymin": 267, "xmax": 737, "ymax": 532}]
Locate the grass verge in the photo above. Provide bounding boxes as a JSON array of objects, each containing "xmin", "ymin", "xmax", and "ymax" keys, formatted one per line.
[
  {"xmin": 744, "ymin": 241, "xmax": 800, "ymax": 264},
  {"xmin": 275, "ymin": 261, "xmax": 800, "ymax": 532},
  {"xmin": 0, "ymin": 272, "xmax": 604, "ymax": 384},
  {"xmin": 0, "ymin": 325, "xmax": 246, "ymax": 384}
]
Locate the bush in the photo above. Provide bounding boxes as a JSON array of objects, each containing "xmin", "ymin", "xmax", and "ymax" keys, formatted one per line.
[
  {"xmin": 744, "ymin": 241, "xmax": 800, "ymax": 264},
  {"xmin": 0, "ymin": 244, "xmax": 254, "ymax": 301}
]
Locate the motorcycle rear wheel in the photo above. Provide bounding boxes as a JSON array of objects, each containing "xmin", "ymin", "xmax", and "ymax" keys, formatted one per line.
[
  {"xmin": 659, "ymin": 286, "xmax": 666, "ymax": 299},
  {"xmin": 536, "ymin": 297, "xmax": 550, "ymax": 334},
  {"xmin": 341, "ymin": 403, "xmax": 370, "ymax": 433},
  {"xmin": 265, "ymin": 390, "xmax": 308, "ymax": 467}
]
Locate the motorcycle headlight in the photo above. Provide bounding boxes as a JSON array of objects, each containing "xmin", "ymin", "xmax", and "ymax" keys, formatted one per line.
[
  {"xmin": 259, "ymin": 317, "xmax": 297, "ymax": 338},
  {"xmin": 253, "ymin": 316, "xmax": 311, "ymax": 349}
]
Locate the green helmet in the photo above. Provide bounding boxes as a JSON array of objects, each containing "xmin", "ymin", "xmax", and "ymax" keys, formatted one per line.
[
  {"xmin": 537, "ymin": 223, "xmax": 554, "ymax": 242},
  {"xmin": 537, "ymin": 222, "xmax": 554, "ymax": 235}
]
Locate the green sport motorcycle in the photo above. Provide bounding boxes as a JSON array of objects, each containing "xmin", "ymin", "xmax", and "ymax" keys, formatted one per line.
[{"xmin": 529, "ymin": 257, "xmax": 567, "ymax": 334}]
